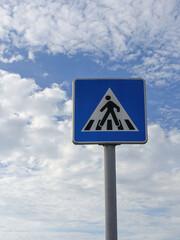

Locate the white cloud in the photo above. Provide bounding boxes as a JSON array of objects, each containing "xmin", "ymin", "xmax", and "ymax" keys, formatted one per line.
[
  {"xmin": 0, "ymin": 69, "xmax": 179, "ymax": 239},
  {"xmin": 43, "ymin": 72, "xmax": 49, "ymax": 77},
  {"xmin": 28, "ymin": 50, "xmax": 35, "ymax": 61},
  {"xmin": 158, "ymin": 105, "xmax": 180, "ymax": 128},
  {"xmin": 0, "ymin": 0, "xmax": 179, "ymax": 84},
  {"xmin": 0, "ymin": 44, "xmax": 23, "ymax": 63}
]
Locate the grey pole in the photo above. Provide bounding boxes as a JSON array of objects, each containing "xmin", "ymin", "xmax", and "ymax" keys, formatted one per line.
[{"xmin": 104, "ymin": 144, "xmax": 118, "ymax": 240}]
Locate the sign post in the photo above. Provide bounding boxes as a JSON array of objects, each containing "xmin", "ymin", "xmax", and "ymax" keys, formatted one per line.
[
  {"xmin": 72, "ymin": 78, "xmax": 147, "ymax": 239},
  {"xmin": 104, "ymin": 144, "xmax": 117, "ymax": 240}
]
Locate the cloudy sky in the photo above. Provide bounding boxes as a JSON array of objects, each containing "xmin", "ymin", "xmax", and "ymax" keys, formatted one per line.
[{"xmin": 0, "ymin": 0, "xmax": 180, "ymax": 239}]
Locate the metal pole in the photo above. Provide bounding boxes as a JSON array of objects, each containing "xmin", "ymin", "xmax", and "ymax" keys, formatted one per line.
[{"xmin": 104, "ymin": 144, "xmax": 118, "ymax": 240}]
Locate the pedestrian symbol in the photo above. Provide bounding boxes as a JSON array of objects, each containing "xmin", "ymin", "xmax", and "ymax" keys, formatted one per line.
[
  {"xmin": 82, "ymin": 88, "xmax": 138, "ymax": 132},
  {"xmin": 99, "ymin": 95, "xmax": 120, "ymax": 127}
]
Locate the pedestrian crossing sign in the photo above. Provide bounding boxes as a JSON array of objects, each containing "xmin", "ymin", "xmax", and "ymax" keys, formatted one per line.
[{"xmin": 73, "ymin": 78, "xmax": 147, "ymax": 144}]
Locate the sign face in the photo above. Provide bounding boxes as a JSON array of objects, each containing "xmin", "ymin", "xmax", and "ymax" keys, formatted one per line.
[{"xmin": 73, "ymin": 79, "xmax": 147, "ymax": 144}]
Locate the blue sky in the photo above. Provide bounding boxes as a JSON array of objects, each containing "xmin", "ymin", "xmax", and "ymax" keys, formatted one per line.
[{"xmin": 0, "ymin": 0, "xmax": 180, "ymax": 240}]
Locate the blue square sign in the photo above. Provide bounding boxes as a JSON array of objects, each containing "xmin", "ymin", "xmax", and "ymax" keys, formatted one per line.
[{"xmin": 72, "ymin": 79, "xmax": 147, "ymax": 144}]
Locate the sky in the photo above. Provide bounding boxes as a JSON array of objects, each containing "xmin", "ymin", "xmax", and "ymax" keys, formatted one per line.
[{"xmin": 0, "ymin": 0, "xmax": 180, "ymax": 239}]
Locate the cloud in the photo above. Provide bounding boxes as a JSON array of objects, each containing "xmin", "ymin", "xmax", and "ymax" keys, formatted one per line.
[
  {"xmin": 115, "ymin": 124, "xmax": 180, "ymax": 239},
  {"xmin": 28, "ymin": 50, "xmax": 35, "ymax": 61},
  {"xmin": 158, "ymin": 105, "xmax": 180, "ymax": 128},
  {"xmin": 0, "ymin": 69, "xmax": 179, "ymax": 239},
  {"xmin": 43, "ymin": 72, "xmax": 49, "ymax": 77},
  {"xmin": 0, "ymin": 44, "xmax": 23, "ymax": 63},
  {"xmin": 0, "ymin": 69, "xmax": 71, "ymax": 157},
  {"xmin": 0, "ymin": 0, "xmax": 179, "ymax": 84}
]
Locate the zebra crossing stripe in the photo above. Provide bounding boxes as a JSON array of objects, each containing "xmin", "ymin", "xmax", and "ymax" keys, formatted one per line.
[
  {"xmin": 125, "ymin": 119, "xmax": 135, "ymax": 130},
  {"xmin": 96, "ymin": 120, "xmax": 102, "ymax": 130},
  {"xmin": 107, "ymin": 120, "xmax": 112, "ymax": 130},
  {"xmin": 118, "ymin": 120, "xmax": 123, "ymax": 130},
  {"xmin": 84, "ymin": 120, "xmax": 94, "ymax": 130},
  {"xmin": 84, "ymin": 118, "xmax": 137, "ymax": 131}
]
